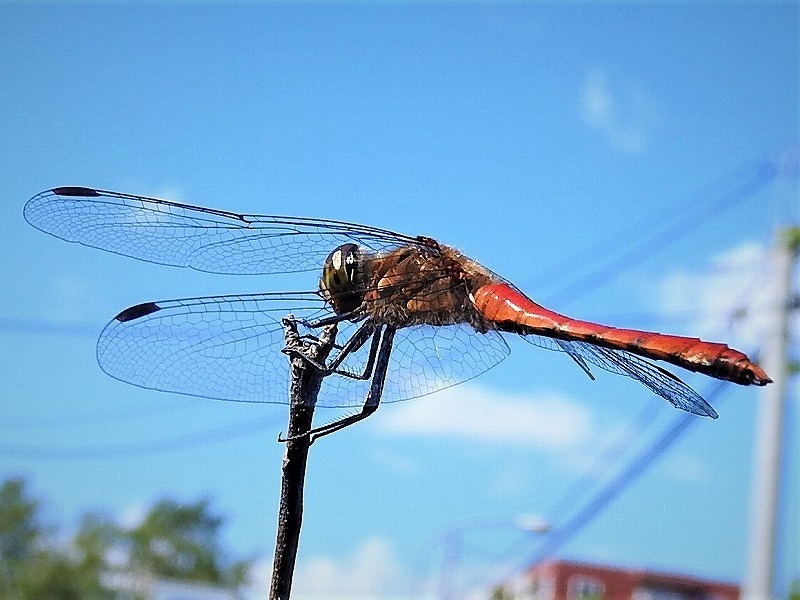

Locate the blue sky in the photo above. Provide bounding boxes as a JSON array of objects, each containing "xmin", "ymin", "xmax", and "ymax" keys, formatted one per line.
[{"xmin": 2, "ymin": 2, "xmax": 798, "ymax": 598}]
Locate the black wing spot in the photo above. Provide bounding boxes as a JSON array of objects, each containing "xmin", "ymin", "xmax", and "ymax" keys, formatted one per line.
[
  {"xmin": 115, "ymin": 302, "xmax": 161, "ymax": 322},
  {"xmin": 51, "ymin": 186, "xmax": 101, "ymax": 197}
]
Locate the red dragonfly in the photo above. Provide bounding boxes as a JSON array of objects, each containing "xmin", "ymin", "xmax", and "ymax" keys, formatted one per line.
[{"xmin": 25, "ymin": 186, "xmax": 770, "ymax": 433}]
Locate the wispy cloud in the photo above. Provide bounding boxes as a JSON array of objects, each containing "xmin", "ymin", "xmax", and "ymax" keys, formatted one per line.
[
  {"xmin": 580, "ymin": 67, "xmax": 657, "ymax": 154},
  {"xmin": 246, "ymin": 537, "xmax": 427, "ymax": 600},
  {"xmin": 659, "ymin": 449, "xmax": 714, "ymax": 484},
  {"xmin": 145, "ymin": 184, "xmax": 185, "ymax": 202},
  {"xmin": 290, "ymin": 537, "xmax": 405, "ymax": 598},
  {"xmin": 155, "ymin": 186, "xmax": 185, "ymax": 202},
  {"xmin": 376, "ymin": 383, "xmax": 592, "ymax": 450},
  {"xmin": 658, "ymin": 241, "xmax": 793, "ymax": 350}
]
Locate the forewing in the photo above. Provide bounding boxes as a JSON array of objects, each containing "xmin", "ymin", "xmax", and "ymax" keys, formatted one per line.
[
  {"xmin": 24, "ymin": 187, "xmax": 428, "ymax": 275},
  {"xmin": 29, "ymin": 187, "xmax": 511, "ymax": 408},
  {"xmin": 522, "ymin": 335, "xmax": 717, "ymax": 418}
]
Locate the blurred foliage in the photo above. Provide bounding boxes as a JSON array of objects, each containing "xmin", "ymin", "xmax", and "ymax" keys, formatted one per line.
[
  {"xmin": 0, "ymin": 477, "xmax": 253, "ymax": 599},
  {"xmin": 489, "ymin": 586, "xmax": 516, "ymax": 600},
  {"xmin": 789, "ymin": 579, "xmax": 800, "ymax": 600},
  {"xmin": 127, "ymin": 498, "xmax": 251, "ymax": 588},
  {"xmin": 0, "ymin": 477, "xmax": 113, "ymax": 599}
]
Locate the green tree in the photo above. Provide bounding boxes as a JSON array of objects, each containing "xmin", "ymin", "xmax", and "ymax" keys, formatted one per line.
[
  {"xmin": 126, "ymin": 497, "xmax": 251, "ymax": 589},
  {"xmin": 0, "ymin": 479, "xmax": 253, "ymax": 598},
  {"xmin": 489, "ymin": 586, "xmax": 515, "ymax": 600},
  {"xmin": 789, "ymin": 579, "xmax": 800, "ymax": 600},
  {"xmin": 74, "ymin": 512, "xmax": 125, "ymax": 578},
  {"xmin": 0, "ymin": 478, "xmax": 114, "ymax": 600},
  {"xmin": 0, "ymin": 478, "xmax": 40, "ymax": 563}
]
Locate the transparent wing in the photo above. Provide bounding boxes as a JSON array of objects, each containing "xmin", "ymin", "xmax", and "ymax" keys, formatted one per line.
[
  {"xmin": 333, "ymin": 323, "xmax": 512, "ymax": 405},
  {"xmin": 97, "ymin": 292, "xmax": 329, "ymax": 404},
  {"xmin": 24, "ymin": 186, "xmax": 431, "ymax": 275},
  {"xmin": 97, "ymin": 292, "xmax": 511, "ymax": 408},
  {"xmin": 522, "ymin": 335, "xmax": 718, "ymax": 418}
]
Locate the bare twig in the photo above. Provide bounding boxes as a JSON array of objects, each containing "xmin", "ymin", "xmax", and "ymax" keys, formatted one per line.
[{"xmin": 269, "ymin": 317, "xmax": 337, "ymax": 600}]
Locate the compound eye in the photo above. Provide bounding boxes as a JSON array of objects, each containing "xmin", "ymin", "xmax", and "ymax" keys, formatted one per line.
[
  {"xmin": 321, "ymin": 244, "xmax": 359, "ymax": 294},
  {"xmin": 343, "ymin": 248, "xmax": 358, "ymax": 280},
  {"xmin": 320, "ymin": 243, "xmax": 363, "ymax": 315},
  {"xmin": 330, "ymin": 247, "xmax": 344, "ymax": 272}
]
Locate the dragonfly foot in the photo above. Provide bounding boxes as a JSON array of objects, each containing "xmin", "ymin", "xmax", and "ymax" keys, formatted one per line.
[
  {"xmin": 281, "ymin": 346, "xmax": 329, "ymax": 372},
  {"xmin": 282, "ymin": 316, "xmax": 339, "ymax": 372},
  {"xmin": 277, "ymin": 430, "xmax": 315, "ymax": 445}
]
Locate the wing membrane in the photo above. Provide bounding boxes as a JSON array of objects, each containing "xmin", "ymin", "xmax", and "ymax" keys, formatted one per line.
[
  {"xmin": 380, "ymin": 324, "xmax": 511, "ymax": 402},
  {"xmin": 522, "ymin": 334, "xmax": 717, "ymax": 418},
  {"xmin": 97, "ymin": 292, "xmax": 511, "ymax": 408},
  {"xmin": 24, "ymin": 187, "xmax": 429, "ymax": 275},
  {"xmin": 96, "ymin": 292, "xmax": 331, "ymax": 404}
]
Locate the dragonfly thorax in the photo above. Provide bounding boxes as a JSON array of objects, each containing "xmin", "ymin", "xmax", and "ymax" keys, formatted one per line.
[{"xmin": 320, "ymin": 243, "xmax": 365, "ymax": 315}]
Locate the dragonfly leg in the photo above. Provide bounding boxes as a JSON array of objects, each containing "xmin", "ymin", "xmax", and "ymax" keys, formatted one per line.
[
  {"xmin": 326, "ymin": 323, "xmax": 382, "ymax": 380},
  {"xmin": 282, "ymin": 319, "xmax": 379, "ymax": 380},
  {"xmin": 297, "ymin": 334, "xmax": 346, "ymax": 351},
  {"xmin": 305, "ymin": 309, "xmax": 362, "ymax": 328},
  {"xmin": 307, "ymin": 326, "xmax": 396, "ymax": 443},
  {"xmin": 280, "ymin": 317, "xmax": 338, "ymax": 371}
]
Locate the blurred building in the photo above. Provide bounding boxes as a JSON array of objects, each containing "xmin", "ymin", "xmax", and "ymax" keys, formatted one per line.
[
  {"xmin": 104, "ymin": 572, "xmax": 240, "ymax": 600},
  {"xmin": 147, "ymin": 579, "xmax": 240, "ymax": 600},
  {"xmin": 501, "ymin": 559, "xmax": 740, "ymax": 600}
]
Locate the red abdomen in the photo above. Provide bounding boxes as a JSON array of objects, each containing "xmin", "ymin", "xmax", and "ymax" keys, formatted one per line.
[{"xmin": 472, "ymin": 282, "xmax": 771, "ymax": 386}]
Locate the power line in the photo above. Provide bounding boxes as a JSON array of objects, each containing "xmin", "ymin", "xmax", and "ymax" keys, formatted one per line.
[
  {"xmin": 475, "ymin": 256, "xmax": 770, "ymax": 592},
  {"xmin": 541, "ymin": 157, "xmax": 776, "ymax": 306},
  {"xmin": 538, "ymin": 148, "xmax": 792, "ymax": 299},
  {"xmin": 0, "ymin": 414, "xmax": 283, "ymax": 459},
  {"xmin": 11, "ymin": 152, "xmax": 786, "ymax": 465},
  {"xmin": 532, "ymin": 259, "xmax": 770, "ymax": 551},
  {"xmin": 461, "ymin": 400, "xmax": 685, "ymax": 595},
  {"xmin": 0, "ymin": 316, "xmax": 99, "ymax": 337},
  {"xmin": 476, "ymin": 380, "xmax": 728, "ymax": 594},
  {"xmin": 544, "ymin": 399, "xmax": 664, "ymax": 524},
  {"xmin": 5, "ymin": 398, "xmax": 186, "ymax": 429}
]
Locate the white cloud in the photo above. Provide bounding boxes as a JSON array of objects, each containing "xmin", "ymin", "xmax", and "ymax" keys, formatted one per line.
[
  {"xmin": 246, "ymin": 544, "xmax": 433, "ymax": 600},
  {"xmin": 242, "ymin": 556, "xmax": 272, "ymax": 599},
  {"xmin": 659, "ymin": 449, "xmax": 713, "ymax": 484},
  {"xmin": 154, "ymin": 186, "xmax": 184, "ymax": 202},
  {"xmin": 118, "ymin": 501, "xmax": 148, "ymax": 529},
  {"xmin": 658, "ymin": 241, "xmax": 793, "ymax": 351},
  {"xmin": 289, "ymin": 537, "xmax": 406, "ymax": 598},
  {"xmin": 376, "ymin": 384, "xmax": 592, "ymax": 450},
  {"xmin": 580, "ymin": 67, "xmax": 657, "ymax": 154}
]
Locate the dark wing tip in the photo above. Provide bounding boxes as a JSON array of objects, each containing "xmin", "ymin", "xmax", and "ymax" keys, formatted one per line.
[
  {"xmin": 50, "ymin": 186, "xmax": 101, "ymax": 197},
  {"xmin": 115, "ymin": 302, "xmax": 161, "ymax": 322}
]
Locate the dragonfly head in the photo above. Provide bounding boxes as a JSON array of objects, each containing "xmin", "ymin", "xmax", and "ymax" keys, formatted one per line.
[{"xmin": 320, "ymin": 243, "xmax": 364, "ymax": 315}]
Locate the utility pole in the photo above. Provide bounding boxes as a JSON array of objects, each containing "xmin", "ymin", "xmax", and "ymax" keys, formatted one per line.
[{"xmin": 743, "ymin": 227, "xmax": 798, "ymax": 600}]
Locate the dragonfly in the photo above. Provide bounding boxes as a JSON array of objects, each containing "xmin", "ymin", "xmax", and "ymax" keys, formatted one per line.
[{"xmin": 24, "ymin": 186, "xmax": 771, "ymax": 438}]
